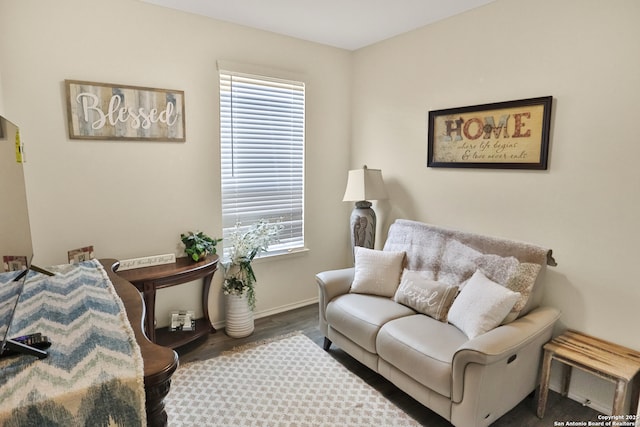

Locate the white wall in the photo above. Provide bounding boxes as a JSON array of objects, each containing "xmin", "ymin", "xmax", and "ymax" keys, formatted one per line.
[
  {"xmin": 3, "ymin": 0, "xmax": 639, "ymax": 416},
  {"xmin": 351, "ymin": 0, "xmax": 640, "ymax": 413},
  {"xmin": 0, "ymin": 0, "xmax": 353, "ymax": 326},
  {"xmin": 0, "ymin": 118, "xmax": 33, "ymax": 269}
]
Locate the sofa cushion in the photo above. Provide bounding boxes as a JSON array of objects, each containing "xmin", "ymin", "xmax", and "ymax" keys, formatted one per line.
[
  {"xmin": 326, "ymin": 293, "xmax": 415, "ymax": 353},
  {"xmin": 447, "ymin": 270, "xmax": 520, "ymax": 339},
  {"xmin": 393, "ymin": 270, "xmax": 458, "ymax": 322},
  {"xmin": 377, "ymin": 314, "xmax": 468, "ymax": 397},
  {"xmin": 350, "ymin": 247, "xmax": 405, "ymax": 298}
]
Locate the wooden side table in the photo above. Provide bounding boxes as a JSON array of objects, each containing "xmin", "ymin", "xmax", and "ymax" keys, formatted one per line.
[
  {"xmin": 115, "ymin": 255, "xmax": 219, "ymax": 349},
  {"xmin": 537, "ymin": 329, "xmax": 640, "ymax": 418}
]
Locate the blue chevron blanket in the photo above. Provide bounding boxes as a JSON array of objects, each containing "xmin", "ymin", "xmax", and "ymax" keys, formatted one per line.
[{"xmin": 0, "ymin": 260, "xmax": 145, "ymax": 426}]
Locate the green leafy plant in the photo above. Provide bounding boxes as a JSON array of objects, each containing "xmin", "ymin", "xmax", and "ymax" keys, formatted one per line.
[
  {"xmin": 222, "ymin": 220, "xmax": 282, "ymax": 310},
  {"xmin": 180, "ymin": 231, "xmax": 222, "ymax": 262}
]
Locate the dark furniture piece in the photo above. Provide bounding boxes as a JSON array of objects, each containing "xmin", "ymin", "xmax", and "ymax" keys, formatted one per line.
[
  {"xmin": 104, "ymin": 260, "xmax": 178, "ymax": 427},
  {"xmin": 114, "ymin": 255, "xmax": 219, "ymax": 348}
]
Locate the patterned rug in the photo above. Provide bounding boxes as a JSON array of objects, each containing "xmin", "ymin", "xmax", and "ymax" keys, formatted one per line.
[{"xmin": 165, "ymin": 333, "xmax": 421, "ymax": 426}]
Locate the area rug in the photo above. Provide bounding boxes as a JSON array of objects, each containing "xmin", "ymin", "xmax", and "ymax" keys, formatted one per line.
[{"xmin": 165, "ymin": 333, "xmax": 421, "ymax": 426}]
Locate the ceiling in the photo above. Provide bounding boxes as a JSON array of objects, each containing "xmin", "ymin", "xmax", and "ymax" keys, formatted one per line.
[{"xmin": 141, "ymin": 0, "xmax": 495, "ymax": 51}]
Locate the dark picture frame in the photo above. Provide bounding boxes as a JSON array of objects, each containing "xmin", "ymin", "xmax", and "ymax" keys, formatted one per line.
[{"xmin": 427, "ymin": 96, "xmax": 552, "ymax": 169}]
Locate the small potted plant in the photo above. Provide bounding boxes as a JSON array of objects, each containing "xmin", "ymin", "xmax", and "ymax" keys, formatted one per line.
[{"xmin": 180, "ymin": 231, "xmax": 222, "ymax": 262}]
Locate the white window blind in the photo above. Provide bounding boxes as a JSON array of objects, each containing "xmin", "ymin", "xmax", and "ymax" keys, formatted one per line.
[{"xmin": 219, "ymin": 71, "xmax": 305, "ymax": 256}]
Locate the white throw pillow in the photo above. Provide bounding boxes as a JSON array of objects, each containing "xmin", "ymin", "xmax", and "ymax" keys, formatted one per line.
[
  {"xmin": 393, "ymin": 270, "xmax": 458, "ymax": 322},
  {"xmin": 448, "ymin": 270, "xmax": 520, "ymax": 339},
  {"xmin": 350, "ymin": 247, "xmax": 405, "ymax": 298}
]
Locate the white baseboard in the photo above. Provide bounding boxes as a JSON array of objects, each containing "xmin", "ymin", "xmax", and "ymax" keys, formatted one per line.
[
  {"xmin": 548, "ymin": 383, "xmax": 611, "ymax": 415},
  {"xmin": 254, "ymin": 297, "xmax": 319, "ymax": 320},
  {"xmin": 212, "ymin": 297, "xmax": 318, "ymax": 330}
]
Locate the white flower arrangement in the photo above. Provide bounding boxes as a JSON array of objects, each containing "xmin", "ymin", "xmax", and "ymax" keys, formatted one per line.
[{"xmin": 222, "ymin": 220, "xmax": 282, "ymax": 310}]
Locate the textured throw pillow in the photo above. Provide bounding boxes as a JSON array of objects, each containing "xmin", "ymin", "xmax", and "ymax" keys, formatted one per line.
[
  {"xmin": 448, "ymin": 270, "xmax": 520, "ymax": 339},
  {"xmin": 474, "ymin": 253, "xmax": 520, "ymax": 284},
  {"xmin": 438, "ymin": 239, "xmax": 541, "ymax": 316},
  {"xmin": 393, "ymin": 270, "xmax": 458, "ymax": 322},
  {"xmin": 501, "ymin": 262, "xmax": 542, "ymax": 322},
  {"xmin": 350, "ymin": 247, "xmax": 405, "ymax": 298}
]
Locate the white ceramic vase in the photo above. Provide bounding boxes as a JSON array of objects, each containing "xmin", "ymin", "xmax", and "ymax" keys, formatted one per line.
[{"xmin": 224, "ymin": 293, "xmax": 255, "ymax": 338}]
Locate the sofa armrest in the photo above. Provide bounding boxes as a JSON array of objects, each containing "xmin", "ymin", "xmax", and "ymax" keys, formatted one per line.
[
  {"xmin": 451, "ymin": 305, "xmax": 561, "ymax": 402},
  {"xmin": 316, "ymin": 268, "xmax": 354, "ymax": 335},
  {"xmin": 316, "ymin": 268, "xmax": 354, "ymax": 306}
]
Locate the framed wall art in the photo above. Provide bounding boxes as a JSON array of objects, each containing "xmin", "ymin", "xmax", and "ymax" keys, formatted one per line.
[
  {"xmin": 2, "ymin": 256, "xmax": 28, "ymax": 272},
  {"xmin": 427, "ymin": 96, "xmax": 552, "ymax": 169},
  {"xmin": 65, "ymin": 80, "xmax": 186, "ymax": 142},
  {"xmin": 68, "ymin": 246, "xmax": 95, "ymax": 264}
]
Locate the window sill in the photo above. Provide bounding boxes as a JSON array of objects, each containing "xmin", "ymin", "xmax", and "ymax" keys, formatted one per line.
[{"xmin": 253, "ymin": 247, "xmax": 310, "ymax": 264}]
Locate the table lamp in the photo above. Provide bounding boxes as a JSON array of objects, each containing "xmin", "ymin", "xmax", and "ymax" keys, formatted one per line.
[{"xmin": 342, "ymin": 165, "xmax": 388, "ymax": 251}]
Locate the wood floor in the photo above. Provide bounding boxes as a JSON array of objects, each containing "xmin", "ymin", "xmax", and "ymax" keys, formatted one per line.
[{"xmin": 176, "ymin": 304, "xmax": 603, "ymax": 427}]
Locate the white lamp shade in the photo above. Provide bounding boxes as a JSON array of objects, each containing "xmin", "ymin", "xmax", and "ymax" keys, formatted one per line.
[{"xmin": 342, "ymin": 166, "xmax": 388, "ymax": 202}]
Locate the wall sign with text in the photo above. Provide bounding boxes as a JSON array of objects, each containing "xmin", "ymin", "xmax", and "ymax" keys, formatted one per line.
[
  {"xmin": 65, "ymin": 80, "xmax": 185, "ymax": 142},
  {"xmin": 427, "ymin": 96, "xmax": 552, "ymax": 169}
]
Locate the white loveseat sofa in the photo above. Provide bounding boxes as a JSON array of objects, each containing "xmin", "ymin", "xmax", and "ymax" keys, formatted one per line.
[{"xmin": 316, "ymin": 220, "xmax": 560, "ymax": 427}]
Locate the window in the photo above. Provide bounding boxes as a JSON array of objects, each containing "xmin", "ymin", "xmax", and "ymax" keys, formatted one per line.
[{"xmin": 219, "ymin": 70, "xmax": 305, "ymax": 257}]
